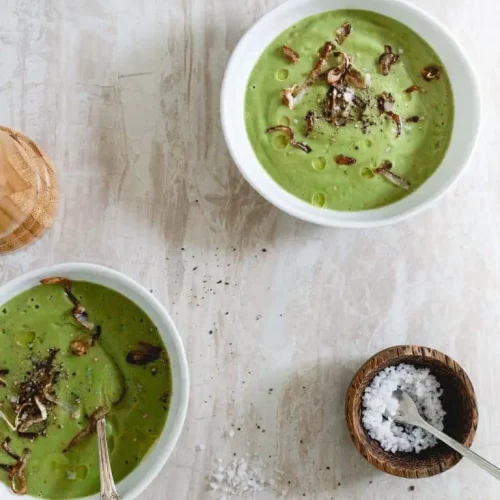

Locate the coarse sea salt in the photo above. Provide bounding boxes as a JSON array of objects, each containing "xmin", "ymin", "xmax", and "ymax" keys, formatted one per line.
[
  {"xmin": 208, "ymin": 457, "xmax": 266, "ymax": 496},
  {"xmin": 207, "ymin": 456, "xmax": 288, "ymax": 498},
  {"xmin": 362, "ymin": 363, "xmax": 446, "ymax": 453}
]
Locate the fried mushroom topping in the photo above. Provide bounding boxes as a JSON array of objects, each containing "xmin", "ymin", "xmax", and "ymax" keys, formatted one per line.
[{"xmin": 378, "ymin": 45, "xmax": 400, "ymax": 75}]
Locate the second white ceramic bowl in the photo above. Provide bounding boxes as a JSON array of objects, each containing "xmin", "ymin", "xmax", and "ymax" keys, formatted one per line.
[
  {"xmin": 221, "ymin": 0, "xmax": 480, "ymax": 228},
  {"xmin": 0, "ymin": 263, "xmax": 189, "ymax": 500}
]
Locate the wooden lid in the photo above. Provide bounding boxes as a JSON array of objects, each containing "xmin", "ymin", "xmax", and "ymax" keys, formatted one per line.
[{"xmin": 0, "ymin": 126, "xmax": 58, "ymax": 254}]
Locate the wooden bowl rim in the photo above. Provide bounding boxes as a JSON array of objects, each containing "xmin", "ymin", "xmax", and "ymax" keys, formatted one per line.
[{"xmin": 345, "ymin": 345, "xmax": 478, "ymax": 478}]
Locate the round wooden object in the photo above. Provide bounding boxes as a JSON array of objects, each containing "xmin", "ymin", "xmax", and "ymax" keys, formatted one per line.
[
  {"xmin": 0, "ymin": 126, "xmax": 58, "ymax": 254},
  {"xmin": 345, "ymin": 345, "xmax": 478, "ymax": 478}
]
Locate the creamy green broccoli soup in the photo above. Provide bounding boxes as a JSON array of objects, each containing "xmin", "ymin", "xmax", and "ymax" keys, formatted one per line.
[
  {"xmin": 245, "ymin": 10, "xmax": 454, "ymax": 210},
  {"xmin": 0, "ymin": 279, "xmax": 171, "ymax": 498}
]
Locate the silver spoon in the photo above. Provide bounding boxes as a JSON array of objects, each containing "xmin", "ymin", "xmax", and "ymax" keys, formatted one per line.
[
  {"xmin": 390, "ymin": 390, "xmax": 500, "ymax": 480},
  {"xmin": 96, "ymin": 417, "xmax": 121, "ymax": 500}
]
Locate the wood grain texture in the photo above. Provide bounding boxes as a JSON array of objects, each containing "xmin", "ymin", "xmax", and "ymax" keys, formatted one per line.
[
  {"xmin": 1, "ymin": 0, "xmax": 500, "ymax": 498},
  {"xmin": 0, "ymin": 127, "xmax": 58, "ymax": 254},
  {"xmin": 345, "ymin": 345, "xmax": 478, "ymax": 479}
]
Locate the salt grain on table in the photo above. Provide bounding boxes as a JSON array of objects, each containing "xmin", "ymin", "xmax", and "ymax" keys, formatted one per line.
[{"xmin": 208, "ymin": 456, "xmax": 289, "ymax": 497}]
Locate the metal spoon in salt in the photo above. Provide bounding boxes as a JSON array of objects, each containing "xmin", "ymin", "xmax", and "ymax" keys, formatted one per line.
[
  {"xmin": 97, "ymin": 417, "xmax": 121, "ymax": 500},
  {"xmin": 390, "ymin": 390, "xmax": 500, "ymax": 480}
]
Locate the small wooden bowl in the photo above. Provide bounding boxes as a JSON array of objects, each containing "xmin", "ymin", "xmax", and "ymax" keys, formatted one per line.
[{"xmin": 345, "ymin": 345, "xmax": 478, "ymax": 478}]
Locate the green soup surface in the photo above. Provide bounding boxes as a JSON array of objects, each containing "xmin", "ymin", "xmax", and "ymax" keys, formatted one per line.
[
  {"xmin": 0, "ymin": 281, "xmax": 171, "ymax": 498},
  {"xmin": 245, "ymin": 10, "xmax": 454, "ymax": 210}
]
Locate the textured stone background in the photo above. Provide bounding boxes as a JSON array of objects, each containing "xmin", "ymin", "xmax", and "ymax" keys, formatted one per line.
[{"xmin": 1, "ymin": 0, "xmax": 498, "ymax": 498}]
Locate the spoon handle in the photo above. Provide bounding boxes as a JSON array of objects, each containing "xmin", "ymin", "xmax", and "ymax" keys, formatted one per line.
[
  {"xmin": 418, "ymin": 420, "xmax": 500, "ymax": 480},
  {"xmin": 97, "ymin": 417, "xmax": 121, "ymax": 500}
]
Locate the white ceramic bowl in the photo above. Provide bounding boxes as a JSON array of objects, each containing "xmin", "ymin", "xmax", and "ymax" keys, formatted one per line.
[
  {"xmin": 221, "ymin": 0, "xmax": 480, "ymax": 228},
  {"xmin": 0, "ymin": 263, "xmax": 189, "ymax": 500}
]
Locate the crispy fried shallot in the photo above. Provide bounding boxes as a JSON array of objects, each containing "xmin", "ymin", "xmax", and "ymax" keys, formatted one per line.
[
  {"xmin": 335, "ymin": 155, "xmax": 357, "ymax": 165},
  {"xmin": 12, "ymin": 350, "xmax": 60, "ymax": 436},
  {"xmin": 405, "ymin": 85, "xmax": 426, "ymax": 93},
  {"xmin": 15, "ymin": 397, "xmax": 48, "ymax": 434},
  {"xmin": 377, "ymin": 92, "xmax": 394, "ymax": 113},
  {"xmin": 0, "ymin": 369, "xmax": 8, "ymax": 387},
  {"xmin": 326, "ymin": 84, "xmax": 355, "ymax": 127},
  {"xmin": 421, "ymin": 65, "xmax": 441, "ymax": 81},
  {"xmin": 0, "ymin": 438, "xmax": 31, "ymax": 495},
  {"xmin": 374, "ymin": 161, "xmax": 410, "ymax": 190},
  {"xmin": 266, "ymin": 125, "xmax": 312, "ymax": 153},
  {"xmin": 70, "ymin": 338, "xmax": 90, "ymax": 356},
  {"xmin": 0, "ymin": 404, "xmax": 17, "ymax": 431},
  {"xmin": 91, "ymin": 325, "xmax": 102, "ymax": 346},
  {"xmin": 304, "ymin": 111, "xmax": 316, "ymax": 137},
  {"xmin": 335, "ymin": 23, "xmax": 352, "ymax": 45},
  {"xmin": 406, "ymin": 115, "xmax": 422, "ymax": 123},
  {"xmin": 326, "ymin": 51, "xmax": 351, "ymax": 84},
  {"xmin": 40, "ymin": 277, "xmax": 70, "ymax": 286},
  {"xmin": 282, "ymin": 45, "xmax": 300, "ymax": 64},
  {"xmin": 63, "ymin": 407, "xmax": 109, "ymax": 453},
  {"xmin": 344, "ymin": 66, "xmax": 367, "ymax": 89},
  {"xmin": 378, "ymin": 45, "xmax": 400, "ymax": 75},
  {"xmin": 72, "ymin": 304, "xmax": 94, "ymax": 331},
  {"xmin": 281, "ymin": 84, "xmax": 302, "ymax": 110},
  {"xmin": 307, "ymin": 42, "xmax": 336, "ymax": 84},
  {"xmin": 385, "ymin": 110, "xmax": 402, "ymax": 137},
  {"xmin": 352, "ymin": 94, "xmax": 367, "ymax": 109},
  {"xmin": 126, "ymin": 342, "xmax": 164, "ymax": 366},
  {"xmin": 282, "ymin": 42, "xmax": 335, "ymax": 109},
  {"xmin": 41, "ymin": 277, "xmax": 95, "ymax": 330}
]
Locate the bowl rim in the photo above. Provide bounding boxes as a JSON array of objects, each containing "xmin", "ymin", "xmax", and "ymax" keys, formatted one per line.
[
  {"xmin": 344, "ymin": 345, "xmax": 478, "ymax": 478},
  {"xmin": 0, "ymin": 263, "xmax": 190, "ymax": 500},
  {"xmin": 220, "ymin": 0, "xmax": 482, "ymax": 228}
]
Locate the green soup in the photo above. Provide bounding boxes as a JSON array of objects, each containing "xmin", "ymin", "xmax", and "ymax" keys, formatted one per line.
[
  {"xmin": 0, "ymin": 281, "xmax": 171, "ymax": 498},
  {"xmin": 245, "ymin": 10, "xmax": 454, "ymax": 210}
]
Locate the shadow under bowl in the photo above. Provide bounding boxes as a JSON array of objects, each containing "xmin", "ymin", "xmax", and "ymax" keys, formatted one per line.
[{"xmin": 345, "ymin": 345, "xmax": 478, "ymax": 478}]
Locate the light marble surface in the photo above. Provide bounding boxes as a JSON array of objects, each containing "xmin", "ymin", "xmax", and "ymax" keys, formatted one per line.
[{"xmin": 1, "ymin": 0, "xmax": 499, "ymax": 498}]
